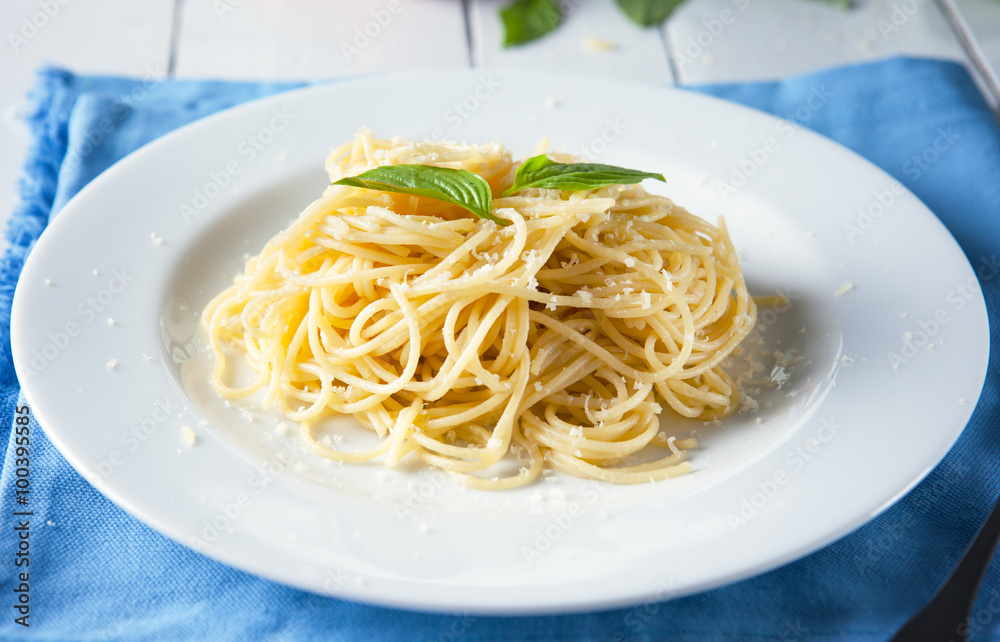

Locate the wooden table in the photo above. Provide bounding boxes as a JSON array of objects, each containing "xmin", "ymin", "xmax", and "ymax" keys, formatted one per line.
[{"xmin": 1, "ymin": 0, "xmax": 998, "ymax": 241}]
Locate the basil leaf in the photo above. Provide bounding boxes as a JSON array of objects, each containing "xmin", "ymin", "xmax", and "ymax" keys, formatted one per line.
[
  {"xmin": 500, "ymin": 0, "xmax": 562, "ymax": 47},
  {"xmin": 333, "ymin": 165, "xmax": 509, "ymax": 226},
  {"xmin": 502, "ymin": 155, "xmax": 666, "ymax": 196},
  {"xmin": 615, "ymin": 0, "xmax": 684, "ymax": 26}
]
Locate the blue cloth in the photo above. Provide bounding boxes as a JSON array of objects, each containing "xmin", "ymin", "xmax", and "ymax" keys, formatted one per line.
[{"xmin": 1, "ymin": 58, "xmax": 998, "ymax": 640}]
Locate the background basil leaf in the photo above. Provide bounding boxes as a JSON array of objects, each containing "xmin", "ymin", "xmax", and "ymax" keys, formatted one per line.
[
  {"xmin": 500, "ymin": 0, "xmax": 563, "ymax": 47},
  {"xmin": 334, "ymin": 165, "xmax": 509, "ymax": 226},
  {"xmin": 503, "ymin": 155, "xmax": 666, "ymax": 195},
  {"xmin": 615, "ymin": 0, "xmax": 685, "ymax": 26}
]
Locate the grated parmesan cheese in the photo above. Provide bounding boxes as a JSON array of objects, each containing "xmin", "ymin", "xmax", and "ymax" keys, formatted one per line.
[
  {"xmin": 834, "ymin": 282, "xmax": 854, "ymax": 296},
  {"xmin": 582, "ymin": 36, "xmax": 616, "ymax": 52},
  {"xmin": 740, "ymin": 390, "xmax": 760, "ymax": 413},
  {"xmin": 180, "ymin": 426, "xmax": 197, "ymax": 446}
]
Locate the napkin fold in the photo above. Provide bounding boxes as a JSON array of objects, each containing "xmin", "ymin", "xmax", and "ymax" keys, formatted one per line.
[{"xmin": 1, "ymin": 57, "xmax": 998, "ymax": 641}]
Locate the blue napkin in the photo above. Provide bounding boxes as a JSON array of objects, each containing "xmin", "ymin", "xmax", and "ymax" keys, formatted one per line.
[{"xmin": 1, "ymin": 58, "xmax": 998, "ymax": 641}]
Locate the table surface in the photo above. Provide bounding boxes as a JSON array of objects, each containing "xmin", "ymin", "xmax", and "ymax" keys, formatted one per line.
[{"xmin": 1, "ymin": 0, "xmax": 999, "ymax": 247}]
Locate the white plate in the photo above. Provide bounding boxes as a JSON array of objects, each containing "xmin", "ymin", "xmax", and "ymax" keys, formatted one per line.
[{"xmin": 12, "ymin": 71, "xmax": 989, "ymax": 614}]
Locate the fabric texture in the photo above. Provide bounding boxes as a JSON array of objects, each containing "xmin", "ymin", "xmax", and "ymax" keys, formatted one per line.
[{"xmin": 0, "ymin": 57, "xmax": 997, "ymax": 641}]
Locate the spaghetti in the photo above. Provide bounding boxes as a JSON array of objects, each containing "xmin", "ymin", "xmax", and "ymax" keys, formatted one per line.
[{"xmin": 202, "ymin": 130, "xmax": 757, "ymax": 489}]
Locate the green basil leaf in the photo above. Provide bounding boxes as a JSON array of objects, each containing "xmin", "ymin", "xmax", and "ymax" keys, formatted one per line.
[
  {"xmin": 615, "ymin": 0, "xmax": 685, "ymax": 26},
  {"xmin": 333, "ymin": 165, "xmax": 509, "ymax": 226},
  {"xmin": 502, "ymin": 155, "xmax": 666, "ymax": 196},
  {"xmin": 500, "ymin": 0, "xmax": 563, "ymax": 47}
]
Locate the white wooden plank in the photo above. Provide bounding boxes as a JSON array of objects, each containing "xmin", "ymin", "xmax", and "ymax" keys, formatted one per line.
[
  {"xmin": 664, "ymin": 0, "xmax": 966, "ymax": 84},
  {"xmin": 173, "ymin": 0, "xmax": 468, "ymax": 79},
  {"xmin": 949, "ymin": 0, "xmax": 1000, "ymax": 104},
  {"xmin": 0, "ymin": 0, "xmax": 175, "ymax": 251},
  {"xmin": 470, "ymin": 0, "xmax": 674, "ymax": 83}
]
